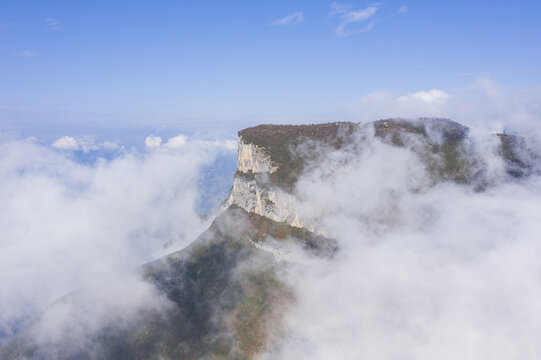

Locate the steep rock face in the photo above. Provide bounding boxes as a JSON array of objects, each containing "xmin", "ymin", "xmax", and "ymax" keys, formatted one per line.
[
  {"xmin": 226, "ymin": 173, "xmax": 307, "ymax": 231},
  {"xmin": 225, "ymin": 123, "xmax": 357, "ymax": 235},
  {"xmin": 226, "ymin": 136, "xmax": 300, "ymax": 228},
  {"xmin": 236, "ymin": 138, "xmax": 277, "ymax": 174}
]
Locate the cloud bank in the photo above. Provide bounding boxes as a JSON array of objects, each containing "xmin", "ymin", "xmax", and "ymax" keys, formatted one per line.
[
  {"xmin": 262, "ymin": 121, "xmax": 541, "ymax": 359},
  {"xmin": 52, "ymin": 135, "xmax": 120, "ymax": 152},
  {"xmin": 0, "ymin": 135, "xmax": 234, "ymax": 343},
  {"xmin": 273, "ymin": 12, "xmax": 304, "ymax": 26},
  {"xmin": 347, "ymin": 78, "xmax": 541, "ymax": 134}
]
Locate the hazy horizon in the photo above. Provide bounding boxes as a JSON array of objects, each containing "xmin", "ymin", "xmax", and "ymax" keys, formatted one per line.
[{"xmin": 1, "ymin": 1, "xmax": 540, "ymax": 144}]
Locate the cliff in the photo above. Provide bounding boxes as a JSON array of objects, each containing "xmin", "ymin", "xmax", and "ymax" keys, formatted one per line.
[
  {"xmin": 224, "ymin": 122, "xmax": 356, "ymax": 235},
  {"xmin": 225, "ymin": 118, "xmax": 534, "ymax": 235}
]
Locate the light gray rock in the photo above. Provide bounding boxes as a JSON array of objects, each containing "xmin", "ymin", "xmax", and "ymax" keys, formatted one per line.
[{"xmin": 225, "ymin": 136, "xmax": 325, "ymax": 236}]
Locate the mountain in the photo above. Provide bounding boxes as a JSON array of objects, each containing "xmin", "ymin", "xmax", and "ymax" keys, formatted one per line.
[
  {"xmin": 0, "ymin": 118, "xmax": 535, "ymax": 360},
  {"xmin": 225, "ymin": 118, "xmax": 533, "ymax": 235}
]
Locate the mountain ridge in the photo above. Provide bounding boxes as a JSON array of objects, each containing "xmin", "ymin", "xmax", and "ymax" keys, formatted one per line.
[{"xmin": 226, "ymin": 117, "xmax": 531, "ymax": 235}]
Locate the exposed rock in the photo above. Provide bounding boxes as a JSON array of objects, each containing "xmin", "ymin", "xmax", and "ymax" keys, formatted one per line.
[{"xmin": 236, "ymin": 138, "xmax": 277, "ymax": 174}]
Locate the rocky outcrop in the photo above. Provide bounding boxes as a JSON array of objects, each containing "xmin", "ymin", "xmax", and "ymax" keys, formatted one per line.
[
  {"xmin": 236, "ymin": 137, "xmax": 278, "ymax": 174},
  {"xmin": 223, "ymin": 125, "xmax": 353, "ymax": 235},
  {"xmin": 225, "ymin": 171, "xmax": 308, "ymax": 230}
]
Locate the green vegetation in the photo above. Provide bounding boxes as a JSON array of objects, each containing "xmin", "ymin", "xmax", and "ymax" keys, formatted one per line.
[
  {"xmin": 231, "ymin": 270, "xmax": 293, "ymax": 359},
  {"xmin": 0, "ymin": 206, "xmax": 333, "ymax": 360},
  {"xmin": 239, "ymin": 122, "xmax": 357, "ymax": 191},
  {"xmin": 238, "ymin": 118, "xmax": 483, "ymax": 190},
  {"xmin": 373, "ymin": 118, "xmax": 474, "ymax": 183},
  {"xmin": 373, "ymin": 118, "xmax": 428, "ymax": 146},
  {"xmin": 497, "ymin": 133, "xmax": 536, "ymax": 177}
]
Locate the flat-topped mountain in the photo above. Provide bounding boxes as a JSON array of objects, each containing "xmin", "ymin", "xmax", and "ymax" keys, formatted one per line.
[
  {"xmin": 234, "ymin": 118, "xmax": 472, "ymax": 189},
  {"xmin": 0, "ymin": 118, "xmax": 537, "ymax": 360},
  {"xmin": 227, "ymin": 118, "xmax": 533, "ymax": 235}
]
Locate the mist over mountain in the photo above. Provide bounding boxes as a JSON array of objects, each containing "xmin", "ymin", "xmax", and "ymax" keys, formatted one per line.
[
  {"xmin": 2, "ymin": 0, "xmax": 540, "ymax": 357},
  {"xmin": 1, "ymin": 117, "xmax": 541, "ymax": 359}
]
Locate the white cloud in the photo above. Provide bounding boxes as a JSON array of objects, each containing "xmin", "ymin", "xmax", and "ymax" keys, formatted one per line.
[
  {"xmin": 51, "ymin": 136, "xmax": 80, "ymax": 151},
  {"xmin": 398, "ymin": 89, "xmax": 450, "ymax": 104},
  {"xmin": 102, "ymin": 140, "xmax": 120, "ymax": 150},
  {"xmin": 164, "ymin": 134, "xmax": 188, "ymax": 149},
  {"xmin": 55, "ymin": 133, "xmax": 235, "ymax": 155},
  {"xmin": 331, "ymin": 2, "xmax": 379, "ymax": 36},
  {"xmin": 51, "ymin": 136, "xmax": 120, "ymax": 152},
  {"xmin": 203, "ymin": 139, "xmax": 237, "ymax": 151},
  {"xmin": 395, "ymin": 5, "xmax": 408, "ymax": 15},
  {"xmin": 146, "ymin": 133, "xmax": 237, "ymax": 152},
  {"xmin": 272, "ymin": 12, "xmax": 304, "ymax": 26},
  {"xmin": 144, "ymin": 135, "xmax": 162, "ymax": 149},
  {"xmin": 330, "ymin": 2, "xmax": 350, "ymax": 14},
  {"xmin": 21, "ymin": 49, "xmax": 35, "ymax": 58},
  {"xmin": 44, "ymin": 18, "xmax": 60, "ymax": 31},
  {"xmin": 0, "ymin": 138, "xmax": 223, "ymax": 344},
  {"xmin": 346, "ymin": 78, "xmax": 541, "ymax": 134},
  {"xmin": 264, "ymin": 121, "xmax": 541, "ymax": 359}
]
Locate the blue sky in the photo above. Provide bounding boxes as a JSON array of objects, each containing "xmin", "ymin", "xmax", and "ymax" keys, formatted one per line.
[{"xmin": 1, "ymin": 0, "xmax": 540, "ymax": 143}]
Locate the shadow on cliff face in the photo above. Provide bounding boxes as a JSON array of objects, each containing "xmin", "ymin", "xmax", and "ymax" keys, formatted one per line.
[{"xmin": 263, "ymin": 122, "xmax": 541, "ymax": 359}]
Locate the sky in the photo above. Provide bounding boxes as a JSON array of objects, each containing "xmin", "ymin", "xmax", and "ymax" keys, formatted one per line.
[{"xmin": 1, "ymin": 0, "xmax": 540, "ymax": 144}]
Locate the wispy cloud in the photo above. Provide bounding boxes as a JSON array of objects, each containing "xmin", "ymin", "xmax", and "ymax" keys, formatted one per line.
[
  {"xmin": 272, "ymin": 12, "xmax": 304, "ymax": 26},
  {"xmin": 395, "ymin": 5, "xmax": 408, "ymax": 14},
  {"xmin": 0, "ymin": 137, "xmax": 217, "ymax": 344},
  {"xmin": 21, "ymin": 49, "xmax": 35, "ymax": 58},
  {"xmin": 397, "ymin": 89, "xmax": 450, "ymax": 104},
  {"xmin": 51, "ymin": 136, "xmax": 121, "ymax": 152},
  {"xmin": 345, "ymin": 78, "xmax": 541, "ymax": 133},
  {"xmin": 44, "ymin": 18, "xmax": 60, "ymax": 31},
  {"xmin": 144, "ymin": 133, "xmax": 236, "ymax": 151},
  {"xmin": 330, "ymin": 2, "xmax": 379, "ymax": 36}
]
